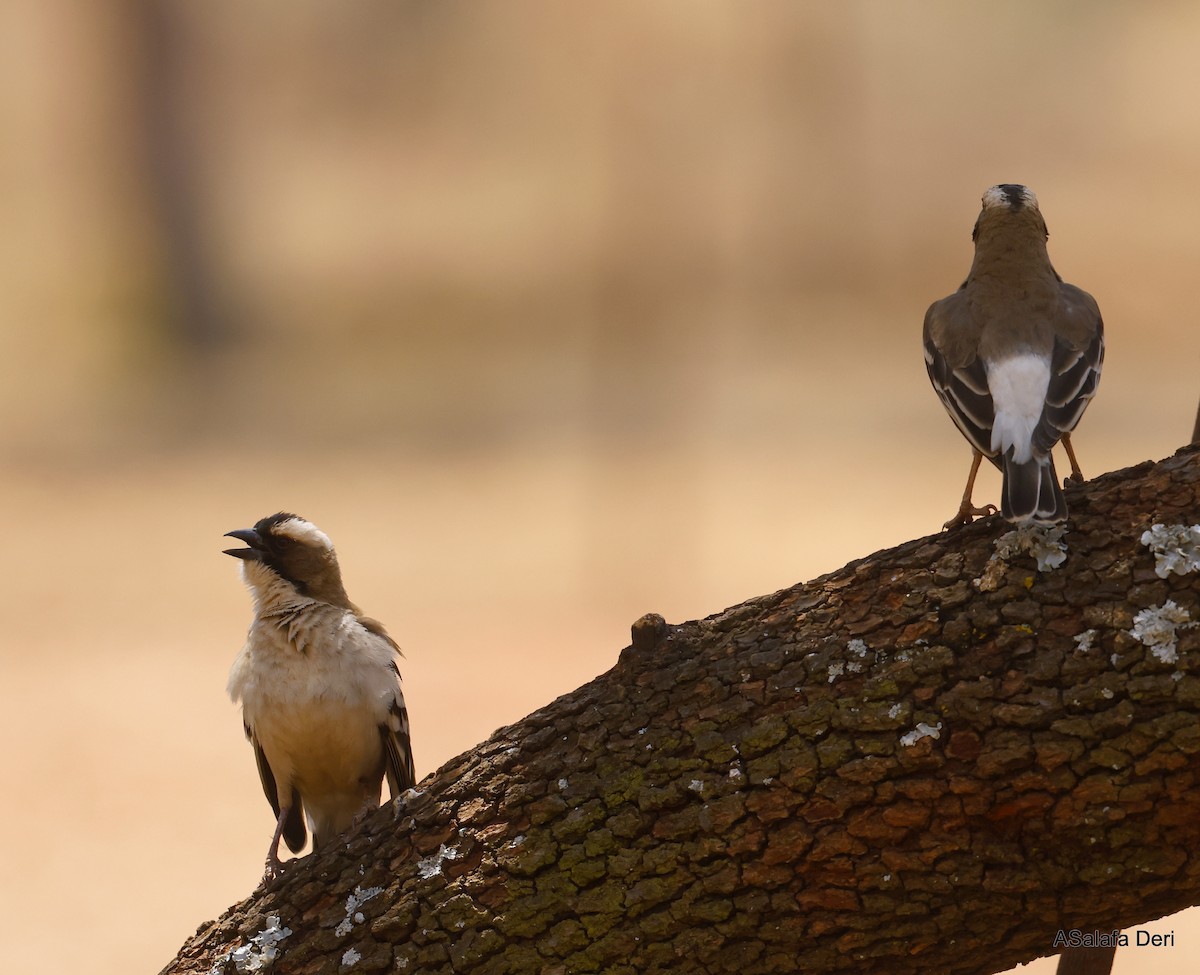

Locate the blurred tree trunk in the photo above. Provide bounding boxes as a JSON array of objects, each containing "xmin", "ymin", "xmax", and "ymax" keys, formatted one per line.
[
  {"xmin": 128, "ymin": 0, "xmax": 227, "ymax": 350},
  {"xmin": 164, "ymin": 446, "xmax": 1200, "ymax": 975}
]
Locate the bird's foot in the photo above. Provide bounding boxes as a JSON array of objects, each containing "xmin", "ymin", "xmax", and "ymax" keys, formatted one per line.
[
  {"xmin": 942, "ymin": 503, "xmax": 997, "ymax": 530},
  {"xmin": 260, "ymin": 854, "xmax": 288, "ymax": 886},
  {"xmin": 1064, "ymin": 471, "xmax": 1085, "ymax": 487},
  {"xmin": 346, "ymin": 802, "xmax": 381, "ymax": 837}
]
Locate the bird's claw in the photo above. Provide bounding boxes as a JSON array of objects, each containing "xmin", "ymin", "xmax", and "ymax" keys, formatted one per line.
[
  {"xmin": 348, "ymin": 805, "xmax": 376, "ymax": 834},
  {"xmin": 260, "ymin": 856, "xmax": 288, "ymax": 886},
  {"xmin": 942, "ymin": 503, "xmax": 997, "ymax": 530}
]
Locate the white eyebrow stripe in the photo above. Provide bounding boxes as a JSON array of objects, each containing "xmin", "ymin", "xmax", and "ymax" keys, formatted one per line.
[{"xmin": 272, "ymin": 517, "xmax": 333, "ymax": 550}]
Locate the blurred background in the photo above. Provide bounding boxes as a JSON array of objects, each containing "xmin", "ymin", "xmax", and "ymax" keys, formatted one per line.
[{"xmin": 1, "ymin": 1, "xmax": 1197, "ymax": 971}]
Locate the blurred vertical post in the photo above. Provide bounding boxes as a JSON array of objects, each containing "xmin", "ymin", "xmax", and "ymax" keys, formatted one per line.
[{"xmin": 127, "ymin": 0, "xmax": 226, "ymax": 351}]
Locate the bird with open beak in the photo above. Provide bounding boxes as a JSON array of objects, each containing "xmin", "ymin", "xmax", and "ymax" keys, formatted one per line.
[
  {"xmin": 924, "ymin": 184, "xmax": 1104, "ymax": 528},
  {"xmin": 224, "ymin": 512, "xmax": 415, "ymax": 882}
]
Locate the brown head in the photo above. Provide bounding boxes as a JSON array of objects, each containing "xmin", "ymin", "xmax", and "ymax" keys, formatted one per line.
[
  {"xmin": 971, "ymin": 184, "xmax": 1050, "ymax": 248},
  {"xmin": 223, "ymin": 512, "xmax": 354, "ymax": 609}
]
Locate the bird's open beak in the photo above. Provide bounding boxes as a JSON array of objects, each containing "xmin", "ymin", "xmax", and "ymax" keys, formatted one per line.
[{"xmin": 223, "ymin": 528, "xmax": 264, "ymax": 561}]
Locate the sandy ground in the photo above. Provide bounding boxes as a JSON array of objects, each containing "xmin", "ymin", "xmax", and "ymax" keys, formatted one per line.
[{"xmin": 1, "ymin": 370, "xmax": 1195, "ymax": 972}]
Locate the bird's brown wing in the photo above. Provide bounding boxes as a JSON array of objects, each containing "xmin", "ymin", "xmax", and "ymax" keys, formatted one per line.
[
  {"xmin": 923, "ymin": 295, "xmax": 999, "ymax": 466},
  {"xmin": 247, "ymin": 722, "xmax": 307, "ymax": 853},
  {"xmin": 356, "ymin": 616, "xmax": 416, "ymax": 797},
  {"xmin": 1033, "ymin": 285, "xmax": 1104, "ymax": 453},
  {"xmin": 380, "ymin": 661, "xmax": 416, "ymax": 798}
]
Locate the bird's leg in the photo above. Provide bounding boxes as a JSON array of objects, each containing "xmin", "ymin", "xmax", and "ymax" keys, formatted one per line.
[
  {"xmin": 1061, "ymin": 433, "xmax": 1085, "ymax": 485},
  {"xmin": 261, "ymin": 805, "xmax": 292, "ymax": 883},
  {"xmin": 943, "ymin": 450, "xmax": 997, "ymax": 529},
  {"xmin": 350, "ymin": 794, "xmax": 381, "ymax": 828}
]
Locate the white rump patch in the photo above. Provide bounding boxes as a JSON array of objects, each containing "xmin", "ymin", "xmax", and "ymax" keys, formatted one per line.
[
  {"xmin": 272, "ymin": 517, "xmax": 333, "ymax": 550},
  {"xmin": 985, "ymin": 353, "xmax": 1051, "ymax": 463}
]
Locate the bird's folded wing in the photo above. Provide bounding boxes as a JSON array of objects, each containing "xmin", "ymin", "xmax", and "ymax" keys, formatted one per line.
[
  {"xmin": 248, "ymin": 723, "xmax": 307, "ymax": 853},
  {"xmin": 1034, "ymin": 290, "xmax": 1104, "ymax": 453},
  {"xmin": 380, "ymin": 681, "xmax": 416, "ymax": 798},
  {"xmin": 923, "ymin": 305, "xmax": 995, "ymax": 458}
]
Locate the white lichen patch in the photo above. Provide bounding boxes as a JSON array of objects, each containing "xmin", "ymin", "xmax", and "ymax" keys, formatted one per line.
[
  {"xmin": 888, "ymin": 703, "xmax": 903, "ymax": 720},
  {"xmin": 844, "ymin": 638, "xmax": 871, "ymax": 673},
  {"xmin": 1140, "ymin": 523, "xmax": 1200, "ymax": 578},
  {"xmin": 900, "ymin": 721, "xmax": 943, "ymax": 747},
  {"xmin": 392, "ymin": 788, "xmax": 425, "ymax": 812},
  {"xmin": 210, "ymin": 916, "xmax": 292, "ymax": 974},
  {"xmin": 1129, "ymin": 601, "xmax": 1192, "ymax": 665},
  {"xmin": 335, "ymin": 885, "xmax": 385, "ymax": 937},
  {"xmin": 688, "ymin": 779, "xmax": 705, "ymax": 793},
  {"xmin": 976, "ymin": 525, "xmax": 1067, "ymax": 590},
  {"xmin": 347, "ymin": 885, "xmax": 383, "ymax": 915},
  {"xmin": 416, "ymin": 842, "xmax": 462, "ymax": 880},
  {"xmin": 998, "ymin": 525, "xmax": 1068, "ymax": 570},
  {"xmin": 341, "ymin": 948, "xmax": 362, "ymax": 967},
  {"xmin": 827, "ymin": 662, "xmax": 845, "ymax": 683},
  {"xmin": 1073, "ymin": 629, "xmax": 1098, "ymax": 652}
]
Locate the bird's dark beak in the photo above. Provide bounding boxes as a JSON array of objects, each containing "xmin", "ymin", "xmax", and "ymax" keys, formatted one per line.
[{"xmin": 223, "ymin": 528, "xmax": 264, "ymax": 561}]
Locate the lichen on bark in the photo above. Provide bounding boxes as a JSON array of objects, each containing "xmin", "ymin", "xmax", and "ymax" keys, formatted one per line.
[{"xmin": 164, "ymin": 446, "xmax": 1200, "ymax": 975}]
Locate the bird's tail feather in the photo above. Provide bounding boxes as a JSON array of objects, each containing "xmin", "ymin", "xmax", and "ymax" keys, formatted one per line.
[
  {"xmin": 1002, "ymin": 452, "xmax": 1066, "ymax": 525},
  {"xmin": 283, "ymin": 791, "xmax": 307, "ymax": 854}
]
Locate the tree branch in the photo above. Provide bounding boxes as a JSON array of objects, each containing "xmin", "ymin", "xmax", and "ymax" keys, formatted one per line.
[
  {"xmin": 1055, "ymin": 945, "xmax": 1117, "ymax": 975},
  {"xmin": 164, "ymin": 445, "xmax": 1200, "ymax": 975}
]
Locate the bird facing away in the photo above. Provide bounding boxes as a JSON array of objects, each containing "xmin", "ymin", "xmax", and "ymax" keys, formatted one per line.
[
  {"xmin": 923, "ymin": 184, "xmax": 1104, "ymax": 528},
  {"xmin": 224, "ymin": 512, "xmax": 415, "ymax": 881}
]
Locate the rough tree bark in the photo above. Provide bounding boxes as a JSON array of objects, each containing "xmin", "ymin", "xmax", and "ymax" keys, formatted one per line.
[
  {"xmin": 165, "ymin": 446, "xmax": 1200, "ymax": 975},
  {"xmin": 1054, "ymin": 945, "xmax": 1117, "ymax": 975}
]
